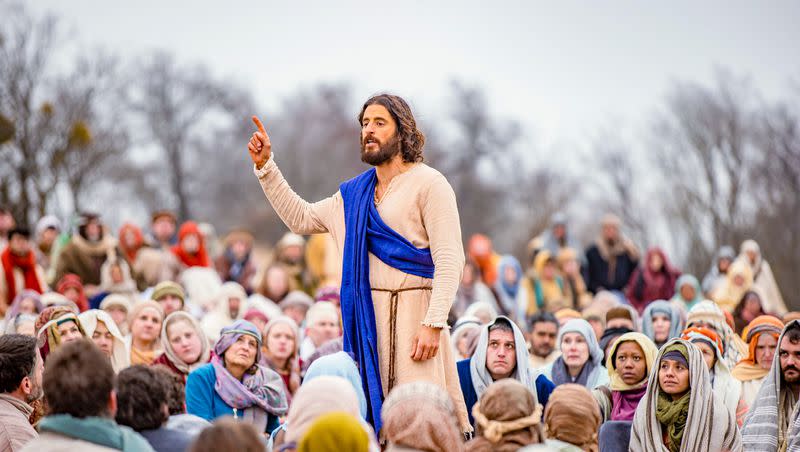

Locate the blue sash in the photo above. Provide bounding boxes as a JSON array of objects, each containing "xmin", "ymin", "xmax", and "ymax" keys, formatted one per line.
[{"xmin": 339, "ymin": 168, "xmax": 434, "ymax": 431}]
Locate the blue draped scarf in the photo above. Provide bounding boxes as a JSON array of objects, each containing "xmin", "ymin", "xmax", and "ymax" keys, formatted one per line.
[{"xmin": 339, "ymin": 167, "xmax": 435, "ymax": 431}]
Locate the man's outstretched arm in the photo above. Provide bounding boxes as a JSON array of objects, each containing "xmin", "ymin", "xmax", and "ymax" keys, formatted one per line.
[{"xmin": 249, "ymin": 115, "xmax": 338, "ymax": 235}]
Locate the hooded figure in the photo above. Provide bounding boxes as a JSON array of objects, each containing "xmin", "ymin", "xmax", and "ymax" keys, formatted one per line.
[
  {"xmin": 201, "ymin": 281, "xmax": 248, "ymax": 342},
  {"xmin": 526, "ymin": 250, "xmax": 567, "ymax": 314},
  {"xmin": 681, "ymin": 327, "xmax": 745, "ymax": 425},
  {"xmin": 171, "ymin": 221, "xmax": 211, "ymax": 268},
  {"xmin": 711, "ymin": 258, "xmax": 765, "ymax": 313},
  {"xmin": 78, "ymin": 309, "xmax": 130, "ymax": 373},
  {"xmin": 457, "ymin": 316, "xmax": 554, "ymax": 428},
  {"xmin": 543, "ymin": 319, "xmax": 609, "ymax": 389},
  {"xmin": 732, "ymin": 315, "xmax": 783, "ymax": 408},
  {"xmin": 738, "ymin": 240, "xmax": 788, "ymax": 315},
  {"xmin": 625, "ymin": 247, "xmax": 681, "ymax": 315},
  {"xmin": 593, "ymin": 332, "xmax": 659, "ymax": 422},
  {"xmin": 686, "ymin": 300, "xmax": 748, "ymax": 369},
  {"xmin": 670, "ymin": 274, "xmax": 703, "ymax": 315},
  {"xmin": 630, "ymin": 339, "xmax": 741, "ymax": 452},
  {"xmin": 153, "ymin": 311, "xmax": 212, "ymax": 380},
  {"xmin": 383, "ymin": 381, "xmax": 465, "ymax": 452},
  {"xmin": 35, "ymin": 306, "xmax": 87, "ymax": 362},
  {"xmin": 741, "ymin": 320, "xmax": 800, "ymax": 452},
  {"xmin": 493, "ymin": 255, "xmax": 529, "ymax": 324},
  {"xmin": 642, "ymin": 301, "xmax": 685, "ymax": 349},
  {"xmin": 466, "ymin": 379, "xmax": 545, "ymax": 452},
  {"xmin": 702, "ymin": 246, "xmax": 736, "ymax": 295}
]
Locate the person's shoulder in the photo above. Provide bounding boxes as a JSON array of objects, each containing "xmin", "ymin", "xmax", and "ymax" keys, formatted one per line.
[
  {"xmin": 535, "ymin": 372, "xmax": 555, "ymax": 390},
  {"xmin": 187, "ymin": 362, "xmax": 215, "ymax": 381},
  {"xmin": 20, "ymin": 432, "xmax": 118, "ymax": 452}
]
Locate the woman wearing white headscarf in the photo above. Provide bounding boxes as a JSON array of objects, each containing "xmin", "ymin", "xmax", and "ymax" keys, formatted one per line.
[
  {"xmin": 685, "ymin": 300, "xmax": 748, "ymax": 369},
  {"xmin": 153, "ymin": 310, "xmax": 211, "ymax": 381},
  {"xmin": 201, "ymin": 281, "xmax": 248, "ymax": 342},
  {"xmin": 451, "ymin": 316, "xmax": 482, "ymax": 360},
  {"xmin": 543, "ymin": 318, "xmax": 609, "ymax": 389},
  {"xmin": 79, "ymin": 309, "xmax": 130, "ymax": 373},
  {"xmin": 738, "ymin": 239, "xmax": 787, "ymax": 315},
  {"xmin": 630, "ymin": 338, "xmax": 741, "ymax": 452},
  {"xmin": 642, "ymin": 300, "xmax": 684, "ymax": 349}
]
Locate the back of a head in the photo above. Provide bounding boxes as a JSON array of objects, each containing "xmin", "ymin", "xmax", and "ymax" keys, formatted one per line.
[
  {"xmin": 44, "ymin": 339, "xmax": 114, "ymax": 418},
  {"xmin": 188, "ymin": 418, "xmax": 265, "ymax": 452},
  {"xmin": 115, "ymin": 365, "xmax": 169, "ymax": 431},
  {"xmin": 0, "ymin": 334, "xmax": 38, "ymax": 394},
  {"xmin": 299, "ymin": 411, "xmax": 369, "ymax": 452},
  {"xmin": 152, "ymin": 364, "xmax": 186, "ymax": 416}
]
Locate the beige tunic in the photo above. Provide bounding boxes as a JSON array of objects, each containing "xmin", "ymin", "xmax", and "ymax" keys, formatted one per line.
[{"xmin": 254, "ymin": 155, "xmax": 470, "ymax": 430}]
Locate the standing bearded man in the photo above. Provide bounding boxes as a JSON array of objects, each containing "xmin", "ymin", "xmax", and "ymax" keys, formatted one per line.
[{"xmin": 247, "ymin": 94, "xmax": 470, "ymax": 434}]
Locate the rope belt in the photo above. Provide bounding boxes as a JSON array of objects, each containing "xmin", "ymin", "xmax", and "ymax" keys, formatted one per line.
[{"xmin": 371, "ymin": 286, "xmax": 432, "ymax": 392}]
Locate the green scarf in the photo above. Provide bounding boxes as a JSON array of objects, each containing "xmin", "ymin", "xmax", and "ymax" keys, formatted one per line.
[
  {"xmin": 38, "ymin": 415, "xmax": 154, "ymax": 452},
  {"xmin": 655, "ymin": 391, "xmax": 690, "ymax": 452}
]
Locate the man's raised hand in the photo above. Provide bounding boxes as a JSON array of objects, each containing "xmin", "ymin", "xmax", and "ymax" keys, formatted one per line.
[{"xmin": 248, "ymin": 116, "xmax": 272, "ymax": 169}]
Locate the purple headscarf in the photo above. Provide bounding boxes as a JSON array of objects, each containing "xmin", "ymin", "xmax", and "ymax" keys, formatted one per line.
[
  {"xmin": 6, "ymin": 290, "xmax": 44, "ymax": 320},
  {"xmin": 212, "ymin": 320, "xmax": 288, "ymax": 416}
]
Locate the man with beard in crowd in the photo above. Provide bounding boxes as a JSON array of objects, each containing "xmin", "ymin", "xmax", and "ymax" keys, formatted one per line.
[
  {"xmin": 248, "ymin": 94, "xmax": 470, "ymax": 433},
  {"xmin": 0, "ymin": 335, "xmax": 44, "ymax": 451},
  {"xmin": 528, "ymin": 312, "xmax": 560, "ymax": 370}
]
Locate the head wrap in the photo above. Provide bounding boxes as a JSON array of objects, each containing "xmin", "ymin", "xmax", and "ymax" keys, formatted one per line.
[
  {"xmin": 732, "ymin": 315, "xmax": 784, "ymax": 382},
  {"xmin": 151, "ymin": 280, "xmax": 185, "ymax": 304},
  {"xmin": 78, "ymin": 309, "xmax": 130, "ymax": 373},
  {"xmin": 550, "ymin": 319, "xmax": 606, "ymax": 388},
  {"xmin": 171, "ymin": 221, "xmax": 210, "ymax": 267},
  {"xmin": 285, "ymin": 376, "xmax": 367, "ymax": 444},
  {"xmin": 381, "ymin": 381, "xmax": 464, "ymax": 452},
  {"xmin": 56, "ymin": 273, "xmax": 88, "ymax": 312},
  {"xmin": 298, "ymin": 412, "xmax": 370, "ymax": 452},
  {"xmin": 5, "ymin": 289, "xmax": 43, "ymax": 320},
  {"xmin": 606, "ymin": 332, "xmax": 659, "ymax": 391},
  {"xmin": 160, "ymin": 311, "xmax": 211, "ymax": 374},
  {"xmin": 641, "ymin": 300, "xmax": 684, "ymax": 346},
  {"xmin": 687, "ymin": 300, "xmax": 748, "ymax": 368},
  {"xmin": 470, "ymin": 379, "xmax": 544, "ymax": 452},
  {"xmin": 631, "ymin": 338, "xmax": 741, "ymax": 452},
  {"xmin": 544, "ymin": 383, "xmax": 601, "ymax": 452},
  {"xmin": 36, "ymin": 306, "xmax": 86, "ymax": 361},
  {"xmin": 469, "ymin": 316, "xmax": 539, "ymax": 399},
  {"xmin": 304, "ymin": 351, "xmax": 367, "ymax": 419}
]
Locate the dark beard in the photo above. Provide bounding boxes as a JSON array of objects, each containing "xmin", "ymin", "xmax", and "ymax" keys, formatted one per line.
[{"xmin": 360, "ymin": 133, "xmax": 401, "ymax": 166}]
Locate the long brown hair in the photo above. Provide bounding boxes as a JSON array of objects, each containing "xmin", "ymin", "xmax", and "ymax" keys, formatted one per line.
[{"xmin": 358, "ymin": 94, "xmax": 425, "ymax": 163}]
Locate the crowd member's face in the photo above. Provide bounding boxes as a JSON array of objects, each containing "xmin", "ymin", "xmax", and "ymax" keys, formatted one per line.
[
  {"xmin": 360, "ymin": 104, "xmax": 400, "ymax": 166},
  {"xmin": 228, "ymin": 297, "xmax": 242, "ymax": 319},
  {"xmin": 561, "ymin": 332, "xmax": 590, "ymax": 369},
  {"xmin": 168, "ymin": 320, "xmax": 203, "ymax": 365},
  {"xmin": 131, "ymin": 308, "xmax": 162, "ymax": 344},
  {"xmin": 658, "ymin": 358, "xmax": 690, "ymax": 398},
  {"xmin": 18, "ymin": 297, "xmax": 37, "ymax": 315},
  {"xmin": 280, "ymin": 245, "xmax": 304, "ymax": 265},
  {"xmin": 110, "ymin": 265, "xmax": 124, "ymax": 284},
  {"xmin": 266, "ymin": 323, "xmax": 295, "ymax": 361},
  {"xmin": 541, "ymin": 262, "xmax": 556, "ymax": 280},
  {"xmin": 652, "ymin": 314, "xmax": 672, "ymax": 343},
  {"xmin": 266, "ymin": 267, "xmax": 289, "ymax": 296},
  {"xmin": 282, "ymin": 307, "xmax": 305, "ymax": 326},
  {"xmin": 530, "ymin": 321, "xmax": 558, "ymax": 358},
  {"xmin": 40, "ymin": 227, "xmax": 58, "ymax": 247},
  {"xmin": 0, "ymin": 212, "xmax": 14, "ymax": 232},
  {"xmin": 224, "ymin": 334, "xmax": 258, "ymax": 371},
  {"xmin": 230, "ymin": 240, "xmax": 249, "ymax": 260},
  {"xmin": 157, "ymin": 294, "xmax": 183, "ymax": 317},
  {"xmin": 553, "ymin": 224, "xmax": 566, "ymax": 240},
  {"xmin": 308, "ymin": 315, "xmax": 339, "ymax": 347},
  {"xmin": 733, "ymin": 273, "xmax": 746, "ymax": 287},
  {"xmin": 718, "ymin": 257, "xmax": 732, "ymax": 273},
  {"xmin": 746, "ymin": 250, "xmax": 758, "ymax": 265},
  {"xmin": 152, "ymin": 218, "xmax": 176, "ymax": 243},
  {"xmin": 57, "ymin": 320, "xmax": 83, "ymax": 343},
  {"xmin": 602, "ymin": 224, "xmax": 619, "ymax": 242},
  {"xmin": 9, "ymin": 234, "xmax": 30, "ymax": 256},
  {"xmin": 485, "ymin": 328, "xmax": 516, "ymax": 380},
  {"xmin": 457, "ymin": 334, "xmax": 472, "ymax": 358},
  {"xmin": 122, "ymin": 230, "xmax": 138, "ymax": 248},
  {"xmin": 503, "ymin": 265, "xmax": 518, "ymax": 286},
  {"xmin": 756, "ymin": 333, "xmax": 778, "ymax": 370},
  {"xmin": 648, "ymin": 253, "xmax": 664, "ymax": 272},
  {"xmin": 607, "ymin": 318, "xmax": 634, "ymax": 330},
  {"xmin": 181, "ymin": 234, "xmax": 200, "ymax": 253},
  {"xmin": 779, "ymin": 335, "xmax": 800, "ymax": 384},
  {"xmin": 615, "ymin": 341, "xmax": 647, "ymax": 385},
  {"xmin": 561, "ymin": 259, "xmax": 579, "ymax": 276},
  {"xmin": 24, "ymin": 351, "xmax": 44, "ymax": 403},
  {"xmin": 91, "ymin": 320, "xmax": 115, "ymax": 357},
  {"xmin": 63, "ymin": 287, "xmax": 80, "ymax": 304},
  {"xmin": 85, "ymin": 221, "xmax": 102, "ymax": 242},
  {"xmin": 679, "ymin": 283, "xmax": 696, "ymax": 301},
  {"xmin": 107, "ymin": 307, "xmax": 128, "ymax": 329},
  {"xmin": 694, "ymin": 341, "xmax": 717, "ymax": 370},
  {"xmin": 743, "ymin": 295, "xmax": 762, "ymax": 316}
]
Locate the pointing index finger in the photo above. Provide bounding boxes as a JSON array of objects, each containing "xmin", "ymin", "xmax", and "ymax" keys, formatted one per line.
[{"xmin": 251, "ymin": 115, "xmax": 267, "ymax": 135}]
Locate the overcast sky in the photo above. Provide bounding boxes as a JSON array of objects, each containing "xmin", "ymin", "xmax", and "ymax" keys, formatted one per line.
[{"xmin": 29, "ymin": 0, "xmax": 800, "ymax": 153}]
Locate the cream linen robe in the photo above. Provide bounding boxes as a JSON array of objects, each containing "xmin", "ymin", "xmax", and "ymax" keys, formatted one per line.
[{"xmin": 254, "ymin": 156, "xmax": 470, "ymax": 430}]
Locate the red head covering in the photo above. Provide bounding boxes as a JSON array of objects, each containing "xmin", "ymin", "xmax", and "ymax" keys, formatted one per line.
[
  {"xmin": 56, "ymin": 273, "xmax": 89, "ymax": 312},
  {"xmin": 171, "ymin": 221, "xmax": 211, "ymax": 268},
  {"xmin": 118, "ymin": 223, "xmax": 144, "ymax": 262},
  {"xmin": 467, "ymin": 234, "xmax": 499, "ymax": 286},
  {"xmin": 1, "ymin": 246, "xmax": 43, "ymax": 308}
]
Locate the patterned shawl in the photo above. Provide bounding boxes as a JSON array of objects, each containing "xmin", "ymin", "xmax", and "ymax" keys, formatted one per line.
[
  {"xmin": 741, "ymin": 320, "xmax": 800, "ymax": 451},
  {"xmin": 630, "ymin": 338, "xmax": 741, "ymax": 452}
]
